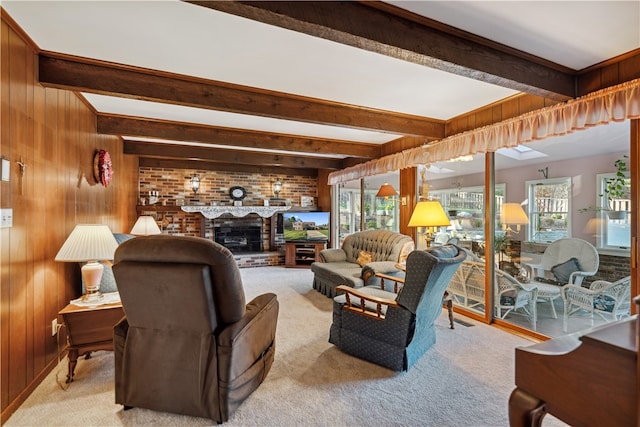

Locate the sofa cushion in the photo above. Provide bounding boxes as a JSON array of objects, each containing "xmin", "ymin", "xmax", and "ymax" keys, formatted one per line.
[
  {"xmin": 551, "ymin": 257, "xmax": 581, "ymax": 284},
  {"xmin": 342, "ymin": 230, "xmax": 413, "ymax": 264},
  {"xmin": 311, "ymin": 261, "xmax": 365, "ymax": 288}
]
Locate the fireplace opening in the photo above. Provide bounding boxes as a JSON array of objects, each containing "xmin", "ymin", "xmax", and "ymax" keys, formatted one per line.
[{"xmin": 213, "ymin": 217, "xmax": 263, "ymax": 253}]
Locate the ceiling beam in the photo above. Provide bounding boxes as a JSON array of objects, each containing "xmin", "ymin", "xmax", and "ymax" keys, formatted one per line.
[
  {"xmin": 189, "ymin": 1, "xmax": 576, "ymax": 101},
  {"xmin": 39, "ymin": 53, "xmax": 444, "ymax": 137},
  {"xmin": 123, "ymin": 141, "xmax": 344, "ymax": 170},
  {"xmin": 98, "ymin": 115, "xmax": 380, "ymax": 159},
  {"xmin": 138, "ymin": 157, "xmax": 318, "ymax": 177}
]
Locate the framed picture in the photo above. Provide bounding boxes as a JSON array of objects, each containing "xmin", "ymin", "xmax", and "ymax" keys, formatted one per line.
[{"xmin": 301, "ymin": 196, "xmax": 314, "ymax": 207}]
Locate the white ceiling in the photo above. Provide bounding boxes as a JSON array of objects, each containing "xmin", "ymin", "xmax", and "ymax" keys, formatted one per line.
[{"xmin": 3, "ymin": 1, "xmax": 639, "ymax": 163}]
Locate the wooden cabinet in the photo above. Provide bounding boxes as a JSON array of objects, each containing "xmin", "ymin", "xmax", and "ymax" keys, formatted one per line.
[{"xmin": 285, "ymin": 241, "xmax": 326, "ymax": 268}]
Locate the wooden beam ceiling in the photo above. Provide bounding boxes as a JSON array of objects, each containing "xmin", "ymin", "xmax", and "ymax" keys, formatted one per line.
[
  {"xmin": 98, "ymin": 115, "xmax": 381, "ymax": 159},
  {"xmin": 39, "ymin": 53, "xmax": 444, "ymax": 137},
  {"xmin": 123, "ymin": 141, "xmax": 344, "ymax": 170},
  {"xmin": 139, "ymin": 157, "xmax": 319, "ymax": 177},
  {"xmin": 188, "ymin": 1, "xmax": 576, "ymax": 101}
]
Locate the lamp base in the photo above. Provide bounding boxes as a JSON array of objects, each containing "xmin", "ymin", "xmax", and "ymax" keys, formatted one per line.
[
  {"xmin": 80, "ymin": 290, "xmax": 104, "ymax": 303},
  {"xmin": 81, "ymin": 261, "xmax": 104, "ymax": 303}
]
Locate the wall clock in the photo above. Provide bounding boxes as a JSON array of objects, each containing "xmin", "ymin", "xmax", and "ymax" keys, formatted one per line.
[
  {"xmin": 93, "ymin": 149, "xmax": 113, "ymax": 187},
  {"xmin": 229, "ymin": 186, "xmax": 247, "ymax": 201}
]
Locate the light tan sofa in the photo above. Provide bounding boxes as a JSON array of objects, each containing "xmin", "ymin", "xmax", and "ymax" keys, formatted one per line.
[{"xmin": 311, "ymin": 229, "xmax": 414, "ymax": 297}]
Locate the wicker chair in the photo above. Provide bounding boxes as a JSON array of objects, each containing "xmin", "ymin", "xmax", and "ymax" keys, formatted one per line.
[
  {"xmin": 447, "ymin": 260, "xmax": 486, "ymax": 309},
  {"xmin": 561, "ymin": 276, "xmax": 631, "ymax": 332},
  {"xmin": 495, "ymin": 268, "xmax": 538, "ymax": 331},
  {"xmin": 447, "ymin": 260, "xmax": 538, "ymax": 330},
  {"xmin": 524, "ymin": 238, "xmax": 599, "ymax": 319}
]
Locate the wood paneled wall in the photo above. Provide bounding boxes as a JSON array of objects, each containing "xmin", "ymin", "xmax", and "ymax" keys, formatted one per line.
[{"xmin": 0, "ymin": 16, "xmax": 138, "ymax": 422}]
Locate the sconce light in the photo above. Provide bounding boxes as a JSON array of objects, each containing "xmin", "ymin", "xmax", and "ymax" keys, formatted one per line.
[
  {"xmin": 500, "ymin": 203, "xmax": 529, "ymax": 236},
  {"xmin": 273, "ymin": 179, "xmax": 283, "ymax": 198},
  {"xmin": 376, "ymin": 182, "xmax": 398, "ymax": 199},
  {"xmin": 190, "ymin": 175, "xmax": 200, "ymax": 196}
]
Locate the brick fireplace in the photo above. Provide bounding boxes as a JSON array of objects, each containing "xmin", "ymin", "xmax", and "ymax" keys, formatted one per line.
[{"xmin": 214, "ymin": 217, "xmax": 263, "ymax": 253}]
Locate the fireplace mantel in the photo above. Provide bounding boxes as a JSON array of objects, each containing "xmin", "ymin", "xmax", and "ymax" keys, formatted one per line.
[{"xmin": 181, "ymin": 205, "xmax": 291, "ymax": 219}]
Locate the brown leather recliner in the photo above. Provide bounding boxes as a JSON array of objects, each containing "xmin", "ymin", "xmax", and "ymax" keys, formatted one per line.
[{"xmin": 112, "ymin": 235, "xmax": 278, "ymax": 423}]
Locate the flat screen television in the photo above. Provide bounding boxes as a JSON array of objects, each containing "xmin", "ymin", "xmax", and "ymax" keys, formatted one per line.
[{"xmin": 282, "ymin": 211, "xmax": 330, "ymax": 242}]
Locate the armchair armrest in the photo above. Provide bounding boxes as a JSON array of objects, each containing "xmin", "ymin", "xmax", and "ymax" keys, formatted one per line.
[
  {"xmin": 218, "ymin": 293, "xmax": 279, "ymax": 382},
  {"xmin": 589, "ymin": 280, "xmax": 613, "ymax": 292},
  {"xmin": 318, "ymin": 248, "xmax": 346, "ymax": 263},
  {"xmin": 523, "ymin": 262, "xmax": 545, "ymax": 278},
  {"xmin": 361, "ymin": 261, "xmax": 402, "ymax": 285},
  {"xmin": 335, "ymin": 284, "xmax": 399, "ymax": 319},
  {"xmin": 568, "ymin": 270, "xmax": 596, "ymax": 285},
  {"xmin": 561, "ymin": 283, "xmax": 599, "ymax": 300},
  {"xmin": 374, "ymin": 272, "xmax": 405, "ymax": 293}
]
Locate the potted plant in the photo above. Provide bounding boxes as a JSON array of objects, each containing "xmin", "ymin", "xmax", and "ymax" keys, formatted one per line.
[
  {"xmin": 601, "ymin": 155, "xmax": 629, "ymax": 219},
  {"xmin": 578, "ymin": 155, "xmax": 629, "ymax": 218}
]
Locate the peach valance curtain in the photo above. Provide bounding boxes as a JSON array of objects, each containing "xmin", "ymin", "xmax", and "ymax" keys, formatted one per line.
[{"xmin": 328, "ymin": 79, "xmax": 640, "ymax": 185}]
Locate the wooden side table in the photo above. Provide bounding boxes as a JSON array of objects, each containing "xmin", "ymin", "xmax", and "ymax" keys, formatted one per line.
[{"xmin": 59, "ymin": 301, "xmax": 124, "ymax": 383}]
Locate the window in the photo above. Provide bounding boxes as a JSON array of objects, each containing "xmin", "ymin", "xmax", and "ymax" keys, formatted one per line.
[
  {"xmin": 526, "ymin": 178, "xmax": 571, "ymax": 243},
  {"xmin": 429, "ymin": 184, "xmax": 504, "ymax": 242},
  {"xmin": 595, "ymin": 172, "xmax": 631, "ymax": 250},
  {"xmin": 338, "ymin": 181, "xmax": 361, "ymax": 244}
]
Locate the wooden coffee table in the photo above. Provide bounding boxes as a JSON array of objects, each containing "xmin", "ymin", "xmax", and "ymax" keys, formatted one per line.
[{"xmin": 59, "ymin": 300, "xmax": 124, "ymax": 383}]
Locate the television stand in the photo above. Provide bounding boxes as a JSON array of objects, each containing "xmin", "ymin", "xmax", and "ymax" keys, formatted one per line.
[{"xmin": 285, "ymin": 241, "xmax": 326, "ymax": 268}]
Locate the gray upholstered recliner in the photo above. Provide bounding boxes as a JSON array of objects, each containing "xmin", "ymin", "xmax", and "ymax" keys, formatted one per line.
[
  {"xmin": 112, "ymin": 235, "xmax": 279, "ymax": 423},
  {"xmin": 329, "ymin": 245, "xmax": 466, "ymax": 371}
]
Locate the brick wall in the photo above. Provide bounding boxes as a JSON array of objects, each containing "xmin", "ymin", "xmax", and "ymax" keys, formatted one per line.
[
  {"xmin": 137, "ymin": 167, "xmax": 319, "ymax": 253},
  {"xmin": 139, "ymin": 168, "xmax": 318, "ymax": 207}
]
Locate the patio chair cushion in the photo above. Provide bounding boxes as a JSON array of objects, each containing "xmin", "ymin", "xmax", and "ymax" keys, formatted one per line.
[
  {"xmin": 551, "ymin": 257, "xmax": 581, "ymax": 284},
  {"xmin": 593, "ymin": 295, "xmax": 616, "ymax": 312}
]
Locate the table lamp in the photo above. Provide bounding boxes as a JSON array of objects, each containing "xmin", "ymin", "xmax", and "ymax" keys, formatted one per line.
[
  {"xmin": 408, "ymin": 200, "xmax": 451, "ymax": 247},
  {"xmin": 500, "ymin": 203, "xmax": 529, "ymax": 237},
  {"xmin": 55, "ymin": 224, "xmax": 119, "ymax": 302},
  {"xmin": 130, "ymin": 215, "xmax": 162, "ymax": 235}
]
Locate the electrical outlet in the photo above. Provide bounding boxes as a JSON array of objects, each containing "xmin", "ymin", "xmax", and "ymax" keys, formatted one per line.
[{"xmin": 51, "ymin": 318, "xmax": 58, "ymax": 337}]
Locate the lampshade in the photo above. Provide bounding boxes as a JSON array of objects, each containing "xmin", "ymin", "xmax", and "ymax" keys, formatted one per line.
[
  {"xmin": 408, "ymin": 201, "xmax": 451, "ymax": 228},
  {"xmin": 583, "ymin": 217, "xmax": 605, "ymax": 237},
  {"xmin": 500, "ymin": 203, "xmax": 529, "ymax": 236},
  {"xmin": 376, "ymin": 182, "xmax": 398, "ymax": 198},
  {"xmin": 500, "ymin": 203, "xmax": 529, "ymax": 226},
  {"xmin": 130, "ymin": 216, "xmax": 161, "ymax": 236},
  {"xmin": 55, "ymin": 224, "xmax": 119, "ymax": 303},
  {"xmin": 55, "ymin": 224, "xmax": 118, "ymax": 262}
]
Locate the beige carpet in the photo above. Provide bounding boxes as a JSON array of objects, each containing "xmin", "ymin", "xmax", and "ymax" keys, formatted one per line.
[{"xmin": 6, "ymin": 266, "xmax": 567, "ymax": 427}]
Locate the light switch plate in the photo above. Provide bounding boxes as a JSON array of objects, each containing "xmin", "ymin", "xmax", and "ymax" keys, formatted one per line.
[
  {"xmin": 0, "ymin": 209, "xmax": 13, "ymax": 228},
  {"xmin": 1, "ymin": 157, "xmax": 9, "ymax": 182}
]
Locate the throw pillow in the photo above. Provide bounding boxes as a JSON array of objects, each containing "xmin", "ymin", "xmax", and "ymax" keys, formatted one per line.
[
  {"xmin": 356, "ymin": 250, "xmax": 373, "ymax": 267},
  {"xmin": 551, "ymin": 257, "xmax": 581, "ymax": 284}
]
